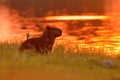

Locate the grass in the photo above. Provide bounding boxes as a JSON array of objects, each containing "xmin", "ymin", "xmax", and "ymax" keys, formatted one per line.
[{"xmin": 0, "ymin": 42, "xmax": 120, "ymax": 80}]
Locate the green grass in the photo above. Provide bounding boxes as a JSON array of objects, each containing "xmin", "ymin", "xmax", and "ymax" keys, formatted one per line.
[{"xmin": 0, "ymin": 43, "xmax": 120, "ymax": 80}]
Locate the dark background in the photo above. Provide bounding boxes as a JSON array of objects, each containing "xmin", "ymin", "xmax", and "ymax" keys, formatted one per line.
[{"xmin": 3, "ymin": 0, "xmax": 105, "ymax": 17}]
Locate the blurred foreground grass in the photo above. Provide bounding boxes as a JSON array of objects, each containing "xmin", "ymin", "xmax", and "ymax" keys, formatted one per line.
[{"xmin": 0, "ymin": 43, "xmax": 120, "ymax": 80}]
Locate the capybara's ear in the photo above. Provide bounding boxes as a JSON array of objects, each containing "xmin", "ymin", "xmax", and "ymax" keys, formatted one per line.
[{"xmin": 46, "ymin": 26, "xmax": 50, "ymax": 29}]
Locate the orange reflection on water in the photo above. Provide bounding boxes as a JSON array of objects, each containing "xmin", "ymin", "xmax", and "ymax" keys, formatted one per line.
[
  {"xmin": 0, "ymin": 6, "xmax": 13, "ymax": 42},
  {"xmin": 44, "ymin": 15, "xmax": 109, "ymax": 21},
  {"xmin": 0, "ymin": 6, "xmax": 120, "ymax": 56}
]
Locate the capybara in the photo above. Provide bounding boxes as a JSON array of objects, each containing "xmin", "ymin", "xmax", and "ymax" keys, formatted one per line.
[{"xmin": 19, "ymin": 26, "xmax": 62, "ymax": 53}]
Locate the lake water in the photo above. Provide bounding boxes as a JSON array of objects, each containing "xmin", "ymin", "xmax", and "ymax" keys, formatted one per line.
[{"xmin": 0, "ymin": 5, "xmax": 120, "ymax": 56}]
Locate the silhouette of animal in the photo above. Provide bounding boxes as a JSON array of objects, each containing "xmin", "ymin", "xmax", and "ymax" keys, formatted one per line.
[{"xmin": 19, "ymin": 26, "xmax": 62, "ymax": 53}]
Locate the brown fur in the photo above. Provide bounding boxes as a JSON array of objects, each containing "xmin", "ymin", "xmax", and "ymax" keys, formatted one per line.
[{"xmin": 19, "ymin": 26, "xmax": 62, "ymax": 53}]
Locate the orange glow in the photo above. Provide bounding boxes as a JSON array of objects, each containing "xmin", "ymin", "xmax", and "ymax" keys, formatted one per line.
[
  {"xmin": 0, "ymin": 6, "xmax": 12, "ymax": 42},
  {"xmin": 44, "ymin": 15, "xmax": 109, "ymax": 21},
  {"xmin": 0, "ymin": 5, "xmax": 120, "ymax": 56}
]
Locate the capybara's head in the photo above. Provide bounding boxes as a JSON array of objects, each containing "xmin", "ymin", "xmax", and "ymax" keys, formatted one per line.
[{"xmin": 45, "ymin": 26, "xmax": 62, "ymax": 37}]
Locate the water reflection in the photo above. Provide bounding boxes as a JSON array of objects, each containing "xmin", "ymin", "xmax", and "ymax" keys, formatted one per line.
[{"xmin": 0, "ymin": 5, "xmax": 120, "ymax": 56}]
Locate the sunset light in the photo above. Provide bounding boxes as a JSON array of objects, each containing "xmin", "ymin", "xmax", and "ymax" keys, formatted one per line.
[
  {"xmin": 1, "ymin": 0, "xmax": 120, "ymax": 80},
  {"xmin": 44, "ymin": 15, "xmax": 109, "ymax": 21},
  {"xmin": 0, "ymin": 1, "xmax": 120, "ymax": 56}
]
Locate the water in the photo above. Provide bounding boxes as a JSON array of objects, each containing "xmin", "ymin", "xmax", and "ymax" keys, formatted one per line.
[{"xmin": 0, "ymin": 5, "xmax": 120, "ymax": 56}]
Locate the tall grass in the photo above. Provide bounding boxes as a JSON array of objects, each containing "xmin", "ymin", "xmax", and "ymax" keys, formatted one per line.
[{"xmin": 0, "ymin": 42, "xmax": 120, "ymax": 80}]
